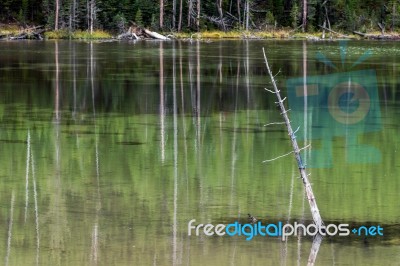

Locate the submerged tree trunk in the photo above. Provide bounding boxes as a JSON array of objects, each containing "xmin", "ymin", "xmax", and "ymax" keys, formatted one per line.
[{"xmin": 262, "ymin": 48, "xmax": 324, "ymax": 229}]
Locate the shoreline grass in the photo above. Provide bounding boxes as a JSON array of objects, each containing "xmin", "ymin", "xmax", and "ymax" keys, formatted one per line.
[
  {"xmin": 44, "ymin": 30, "xmax": 112, "ymax": 40},
  {"xmin": 1, "ymin": 24, "xmax": 399, "ymax": 40}
]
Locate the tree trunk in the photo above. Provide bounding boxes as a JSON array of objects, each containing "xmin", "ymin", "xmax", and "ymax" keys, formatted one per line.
[
  {"xmin": 172, "ymin": 0, "xmax": 176, "ymax": 30},
  {"xmin": 262, "ymin": 48, "xmax": 324, "ymax": 229},
  {"xmin": 188, "ymin": 0, "xmax": 193, "ymax": 27},
  {"xmin": 197, "ymin": 0, "xmax": 201, "ymax": 31},
  {"xmin": 302, "ymin": 0, "xmax": 307, "ymax": 32},
  {"xmin": 72, "ymin": 0, "xmax": 76, "ymax": 30},
  {"xmin": 55, "ymin": 0, "xmax": 59, "ymax": 30},
  {"xmin": 392, "ymin": 1, "xmax": 396, "ymax": 31},
  {"xmin": 245, "ymin": 0, "xmax": 249, "ymax": 30},
  {"xmin": 90, "ymin": 0, "xmax": 95, "ymax": 34},
  {"xmin": 144, "ymin": 28, "xmax": 170, "ymax": 40},
  {"xmin": 217, "ymin": 0, "xmax": 225, "ymax": 30},
  {"xmin": 160, "ymin": 0, "xmax": 164, "ymax": 29},
  {"xmin": 178, "ymin": 0, "xmax": 183, "ymax": 31},
  {"xmin": 237, "ymin": 0, "xmax": 241, "ymax": 25}
]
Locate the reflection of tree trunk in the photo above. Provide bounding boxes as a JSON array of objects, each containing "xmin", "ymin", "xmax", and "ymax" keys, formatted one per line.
[
  {"xmin": 90, "ymin": 42, "xmax": 96, "ymax": 117},
  {"xmin": 179, "ymin": 43, "xmax": 189, "ymax": 198},
  {"xmin": 196, "ymin": 41, "xmax": 201, "ymax": 147},
  {"xmin": 55, "ymin": 42, "xmax": 60, "ymax": 122},
  {"xmin": 5, "ymin": 191, "xmax": 15, "ymax": 266},
  {"xmin": 90, "ymin": 41, "xmax": 100, "ymax": 265},
  {"xmin": 24, "ymin": 131, "xmax": 31, "ymax": 222},
  {"xmin": 48, "ymin": 41, "xmax": 69, "ymax": 264},
  {"xmin": 245, "ymin": 41, "xmax": 250, "ymax": 138},
  {"xmin": 302, "ymin": 41, "xmax": 309, "ymax": 159},
  {"xmin": 73, "ymin": 43, "xmax": 77, "ymax": 119},
  {"xmin": 22, "ymin": 130, "xmax": 41, "ymax": 264},
  {"xmin": 159, "ymin": 42, "xmax": 165, "ymax": 162},
  {"xmin": 230, "ymin": 60, "xmax": 239, "ymax": 208},
  {"xmin": 307, "ymin": 234, "xmax": 323, "ymax": 266},
  {"xmin": 172, "ymin": 41, "xmax": 179, "ymax": 265},
  {"xmin": 31, "ymin": 143, "xmax": 40, "ymax": 266}
]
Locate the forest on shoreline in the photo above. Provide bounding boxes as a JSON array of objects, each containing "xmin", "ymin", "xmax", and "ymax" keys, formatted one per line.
[{"xmin": 1, "ymin": 0, "xmax": 400, "ymax": 39}]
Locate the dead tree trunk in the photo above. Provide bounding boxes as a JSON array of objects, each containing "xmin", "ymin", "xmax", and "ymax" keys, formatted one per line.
[
  {"xmin": 302, "ymin": 0, "xmax": 307, "ymax": 32},
  {"xmin": 216, "ymin": 0, "xmax": 225, "ymax": 31},
  {"xmin": 55, "ymin": 0, "xmax": 59, "ymax": 30},
  {"xmin": 197, "ymin": 0, "xmax": 201, "ymax": 31},
  {"xmin": 262, "ymin": 48, "xmax": 324, "ymax": 229},
  {"xmin": 160, "ymin": 0, "xmax": 164, "ymax": 29},
  {"xmin": 178, "ymin": 0, "xmax": 183, "ymax": 31}
]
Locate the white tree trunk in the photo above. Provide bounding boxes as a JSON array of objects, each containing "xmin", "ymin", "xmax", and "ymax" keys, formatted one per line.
[
  {"xmin": 160, "ymin": 0, "xmax": 164, "ymax": 29},
  {"xmin": 302, "ymin": 0, "xmax": 307, "ymax": 32},
  {"xmin": 55, "ymin": 0, "xmax": 59, "ymax": 30},
  {"xmin": 197, "ymin": 0, "xmax": 201, "ymax": 31}
]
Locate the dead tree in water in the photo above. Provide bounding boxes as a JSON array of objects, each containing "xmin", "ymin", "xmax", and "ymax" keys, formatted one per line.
[{"xmin": 262, "ymin": 48, "xmax": 324, "ymax": 229}]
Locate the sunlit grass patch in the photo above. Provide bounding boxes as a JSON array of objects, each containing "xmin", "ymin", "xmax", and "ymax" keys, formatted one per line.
[
  {"xmin": 44, "ymin": 30, "xmax": 70, "ymax": 39},
  {"xmin": 45, "ymin": 30, "xmax": 112, "ymax": 39},
  {"xmin": 0, "ymin": 24, "xmax": 21, "ymax": 35},
  {"xmin": 72, "ymin": 30, "xmax": 112, "ymax": 39}
]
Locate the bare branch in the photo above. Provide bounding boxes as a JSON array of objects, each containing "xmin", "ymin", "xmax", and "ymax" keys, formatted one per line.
[
  {"xmin": 264, "ymin": 122, "xmax": 286, "ymax": 127},
  {"xmin": 264, "ymin": 88, "xmax": 277, "ymax": 94},
  {"xmin": 262, "ymin": 150, "xmax": 293, "ymax": 163},
  {"xmin": 275, "ymin": 97, "xmax": 286, "ymax": 104},
  {"xmin": 280, "ymin": 109, "xmax": 291, "ymax": 115}
]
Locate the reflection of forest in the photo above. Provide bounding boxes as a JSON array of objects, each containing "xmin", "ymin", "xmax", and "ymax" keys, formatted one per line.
[{"xmin": 0, "ymin": 41, "xmax": 398, "ymax": 265}]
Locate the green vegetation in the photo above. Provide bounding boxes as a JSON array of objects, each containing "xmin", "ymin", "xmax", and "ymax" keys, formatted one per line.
[{"xmin": 44, "ymin": 29, "xmax": 112, "ymax": 39}]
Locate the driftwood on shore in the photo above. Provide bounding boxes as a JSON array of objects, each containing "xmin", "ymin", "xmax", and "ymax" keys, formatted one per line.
[
  {"xmin": 1, "ymin": 25, "xmax": 45, "ymax": 40},
  {"xmin": 353, "ymin": 31, "xmax": 400, "ymax": 40},
  {"xmin": 117, "ymin": 25, "xmax": 170, "ymax": 41}
]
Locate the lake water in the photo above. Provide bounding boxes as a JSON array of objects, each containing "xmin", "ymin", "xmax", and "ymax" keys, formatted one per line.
[{"xmin": 0, "ymin": 40, "xmax": 399, "ymax": 265}]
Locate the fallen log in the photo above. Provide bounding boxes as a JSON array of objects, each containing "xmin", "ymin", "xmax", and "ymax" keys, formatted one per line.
[
  {"xmin": 353, "ymin": 31, "xmax": 400, "ymax": 40},
  {"xmin": 117, "ymin": 25, "xmax": 169, "ymax": 40},
  {"xmin": 143, "ymin": 29, "xmax": 170, "ymax": 40},
  {"xmin": 318, "ymin": 25, "xmax": 349, "ymax": 38},
  {"xmin": 3, "ymin": 25, "xmax": 45, "ymax": 40}
]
